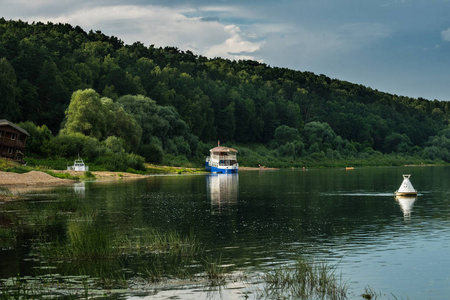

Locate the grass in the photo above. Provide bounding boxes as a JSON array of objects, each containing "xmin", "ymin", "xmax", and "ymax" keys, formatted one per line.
[
  {"xmin": 261, "ymin": 258, "xmax": 348, "ymax": 300},
  {"xmin": 43, "ymin": 170, "xmax": 80, "ymax": 180},
  {"xmin": 202, "ymin": 255, "xmax": 228, "ymax": 286},
  {"xmin": 361, "ymin": 286, "xmax": 382, "ymax": 299},
  {"xmin": 144, "ymin": 164, "xmax": 205, "ymax": 174},
  {"xmin": 84, "ymin": 170, "xmax": 95, "ymax": 179},
  {"xmin": 34, "ymin": 226, "xmax": 200, "ymax": 263}
]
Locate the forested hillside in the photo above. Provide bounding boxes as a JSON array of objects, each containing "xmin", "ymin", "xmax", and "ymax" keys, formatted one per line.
[{"xmin": 2, "ymin": 19, "xmax": 450, "ymax": 169}]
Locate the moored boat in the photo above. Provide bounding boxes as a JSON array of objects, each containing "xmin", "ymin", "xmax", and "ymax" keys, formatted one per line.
[
  {"xmin": 394, "ymin": 174, "xmax": 417, "ymax": 196},
  {"xmin": 67, "ymin": 155, "xmax": 88, "ymax": 172},
  {"xmin": 205, "ymin": 143, "xmax": 238, "ymax": 173}
]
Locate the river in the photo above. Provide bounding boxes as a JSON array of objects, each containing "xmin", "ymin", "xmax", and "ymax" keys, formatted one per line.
[{"xmin": 1, "ymin": 166, "xmax": 449, "ymax": 299}]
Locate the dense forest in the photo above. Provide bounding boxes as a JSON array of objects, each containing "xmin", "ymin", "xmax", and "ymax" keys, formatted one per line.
[{"xmin": 2, "ymin": 18, "xmax": 450, "ymax": 170}]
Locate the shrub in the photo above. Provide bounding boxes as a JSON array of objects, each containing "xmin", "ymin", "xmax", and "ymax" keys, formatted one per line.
[
  {"xmin": 43, "ymin": 133, "xmax": 88, "ymax": 157},
  {"xmin": 138, "ymin": 142, "xmax": 164, "ymax": 164}
]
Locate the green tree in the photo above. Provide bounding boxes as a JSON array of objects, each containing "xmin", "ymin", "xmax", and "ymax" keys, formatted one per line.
[
  {"xmin": 17, "ymin": 121, "xmax": 52, "ymax": 155},
  {"xmin": 274, "ymin": 125, "xmax": 301, "ymax": 146},
  {"xmin": 61, "ymin": 89, "xmax": 107, "ymax": 139},
  {"xmin": 101, "ymin": 97, "xmax": 142, "ymax": 150},
  {"xmin": 0, "ymin": 57, "xmax": 20, "ymax": 120},
  {"xmin": 216, "ymin": 103, "xmax": 235, "ymax": 142},
  {"xmin": 302, "ymin": 122, "xmax": 337, "ymax": 150},
  {"xmin": 383, "ymin": 133, "xmax": 412, "ymax": 153}
]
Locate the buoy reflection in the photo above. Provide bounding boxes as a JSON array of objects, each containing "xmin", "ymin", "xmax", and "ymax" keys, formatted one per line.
[{"xmin": 395, "ymin": 195, "xmax": 417, "ymax": 219}]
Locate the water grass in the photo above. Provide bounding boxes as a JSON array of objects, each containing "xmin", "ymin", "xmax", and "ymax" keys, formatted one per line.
[
  {"xmin": 34, "ymin": 226, "xmax": 200, "ymax": 267},
  {"xmin": 361, "ymin": 285, "xmax": 382, "ymax": 299},
  {"xmin": 202, "ymin": 255, "xmax": 228, "ymax": 286},
  {"xmin": 119, "ymin": 228, "xmax": 200, "ymax": 257},
  {"xmin": 260, "ymin": 258, "xmax": 348, "ymax": 300}
]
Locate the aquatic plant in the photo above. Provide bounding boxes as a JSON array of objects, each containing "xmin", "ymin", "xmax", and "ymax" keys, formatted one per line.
[
  {"xmin": 119, "ymin": 227, "xmax": 200, "ymax": 257},
  {"xmin": 260, "ymin": 258, "xmax": 348, "ymax": 300},
  {"xmin": 202, "ymin": 255, "xmax": 228, "ymax": 286},
  {"xmin": 361, "ymin": 285, "xmax": 381, "ymax": 299}
]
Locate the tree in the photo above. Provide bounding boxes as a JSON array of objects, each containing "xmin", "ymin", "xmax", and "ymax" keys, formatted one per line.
[
  {"xmin": 61, "ymin": 89, "xmax": 108, "ymax": 139},
  {"xmin": 302, "ymin": 121, "xmax": 337, "ymax": 150},
  {"xmin": 101, "ymin": 97, "xmax": 142, "ymax": 150},
  {"xmin": 383, "ymin": 133, "xmax": 412, "ymax": 153},
  {"xmin": 36, "ymin": 60, "xmax": 69, "ymax": 129},
  {"xmin": 216, "ymin": 103, "xmax": 235, "ymax": 142},
  {"xmin": 0, "ymin": 57, "xmax": 20, "ymax": 120},
  {"xmin": 17, "ymin": 121, "xmax": 52, "ymax": 155},
  {"xmin": 274, "ymin": 125, "xmax": 301, "ymax": 146}
]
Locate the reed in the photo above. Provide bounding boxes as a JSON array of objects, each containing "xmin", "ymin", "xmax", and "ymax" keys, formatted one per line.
[
  {"xmin": 119, "ymin": 228, "xmax": 200, "ymax": 257},
  {"xmin": 261, "ymin": 258, "xmax": 348, "ymax": 300},
  {"xmin": 361, "ymin": 285, "xmax": 382, "ymax": 299},
  {"xmin": 36, "ymin": 227, "xmax": 119, "ymax": 262},
  {"xmin": 202, "ymin": 256, "xmax": 227, "ymax": 286}
]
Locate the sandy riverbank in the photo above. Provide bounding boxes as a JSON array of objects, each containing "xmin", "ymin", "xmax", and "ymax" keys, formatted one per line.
[
  {"xmin": 0, "ymin": 170, "xmax": 147, "ymax": 187},
  {"xmin": 0, "ymin": 170, "xmax": 148, "ymax": 200},
  {"xmin": 0, "ymin": 170, "xmax": 73, "ymax": 187}
]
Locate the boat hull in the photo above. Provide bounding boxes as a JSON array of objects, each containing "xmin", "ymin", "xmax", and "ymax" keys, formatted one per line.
[{"xmin": 205, "ymin": 162, "xmax": 238, "ymax": 174}]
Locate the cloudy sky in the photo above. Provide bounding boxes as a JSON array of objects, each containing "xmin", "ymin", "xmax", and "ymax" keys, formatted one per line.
[{"xmin": 2, "ymin": 0, "xmax": 450, "ymax": 100}]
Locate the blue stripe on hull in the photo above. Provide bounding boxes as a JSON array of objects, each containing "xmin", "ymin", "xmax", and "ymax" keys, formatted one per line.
[{"xmin": 205, "ymin": 162, "xmax": 238, "ymax": 173}]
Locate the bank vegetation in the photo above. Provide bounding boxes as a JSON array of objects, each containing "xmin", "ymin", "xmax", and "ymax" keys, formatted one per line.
[{"xmin": 1, "ymin": 19, "xmax": 450, "ymax": 171}]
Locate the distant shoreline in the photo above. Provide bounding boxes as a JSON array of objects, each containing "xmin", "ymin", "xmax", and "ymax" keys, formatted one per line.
[{"xmin": 239, "ymin": 166, "xmax": 279, "ymax": 171}]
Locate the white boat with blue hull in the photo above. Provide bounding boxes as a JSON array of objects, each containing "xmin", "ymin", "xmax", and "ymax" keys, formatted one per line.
[{"xmin": 205, "ymin": 145, "xmax": 238, "ymax": 173}]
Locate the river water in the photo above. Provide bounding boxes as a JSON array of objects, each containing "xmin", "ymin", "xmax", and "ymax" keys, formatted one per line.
[{"xmin": 1, "ymin": 166, "xmax": 450, "ymax": 299}]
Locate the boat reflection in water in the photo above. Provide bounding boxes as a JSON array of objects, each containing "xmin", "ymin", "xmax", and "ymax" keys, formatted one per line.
[
  {"xmin": 206, "ymin": 174, "xmax": 239, "ymax": 215},
  {"xmin": 395, "ymin": 195, "xmax": 417, "ymax": 219},
  {"xmin": 73, "ymin": 181, "xmax": 86, "ymax": 197}
]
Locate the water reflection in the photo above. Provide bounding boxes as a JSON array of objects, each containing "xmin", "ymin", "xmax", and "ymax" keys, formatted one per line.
[
  {"xmin": 206, "ymin": 174, "xmax": 239, "ymax": 215},
  {"xmin": 395, "ymin": 195, "xmax": 417, "ymax": 218},
  {"xmin": 73, "ymin": 181, "xmax": 86, "ymax": 196}
]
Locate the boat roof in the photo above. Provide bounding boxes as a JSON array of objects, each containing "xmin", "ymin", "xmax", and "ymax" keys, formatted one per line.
[{"xmin": 210, "ymin": 146, "xmax": 238, "ymax": 153}]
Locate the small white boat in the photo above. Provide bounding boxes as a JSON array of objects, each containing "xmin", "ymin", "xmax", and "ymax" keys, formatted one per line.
[
  {"xmin": 394, "ymin": 174, "xmax": 417, "ymax": 196},
  {"xmin": 67, "ymin": 156, "xmax": 88, "ymax": 172}
]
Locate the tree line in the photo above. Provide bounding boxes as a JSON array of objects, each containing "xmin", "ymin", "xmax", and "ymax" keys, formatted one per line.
[{"xmin": 1, "ymin": 18, "xmax": 450, "ymax": 169}]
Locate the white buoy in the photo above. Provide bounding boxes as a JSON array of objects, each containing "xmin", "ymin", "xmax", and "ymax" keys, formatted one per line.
[{"xmin": 394, "ymin": 174, "xmax": 417, "ymax": 196}]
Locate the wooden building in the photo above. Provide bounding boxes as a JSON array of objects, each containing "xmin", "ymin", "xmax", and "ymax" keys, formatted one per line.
[{"xmin": 0, "ymin": 119, "xmax": 30, "ymax": 162}]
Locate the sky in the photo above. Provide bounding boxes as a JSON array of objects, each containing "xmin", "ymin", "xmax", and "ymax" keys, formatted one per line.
[{"xmin": 1, "ymin": 0, "xmax": 450, "ymax": 101}]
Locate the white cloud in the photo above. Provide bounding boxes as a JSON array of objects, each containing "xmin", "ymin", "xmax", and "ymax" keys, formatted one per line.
[
  {"xmin": 204, "ymin": 25, "xmax": 264, "ymax": 60},
  {"xmin": 14, "ymin": 3, "xmax": 263, "ymax": 61},
  {"xmin": 441, "ymin": 28, "xmax": 450, "ymax": 42}
]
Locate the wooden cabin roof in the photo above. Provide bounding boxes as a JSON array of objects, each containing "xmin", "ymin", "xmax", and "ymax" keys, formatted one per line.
[{"xmin": 0, "ymin": 119, "xmax": 30, "ymax": 136}]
